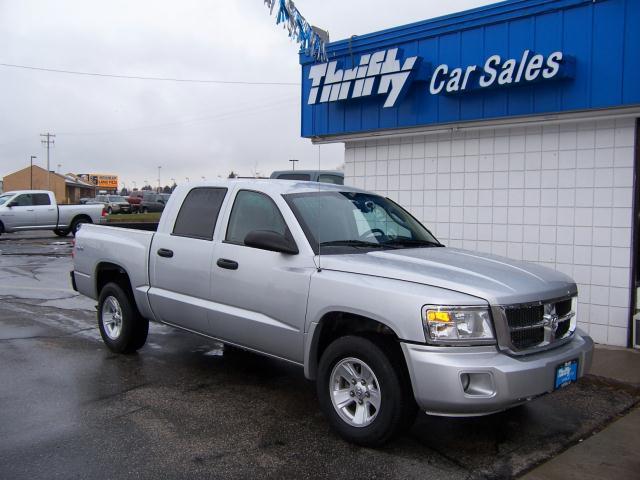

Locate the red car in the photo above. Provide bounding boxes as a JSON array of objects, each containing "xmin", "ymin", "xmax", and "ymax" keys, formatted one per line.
[{"xmin": 126, "ymin": 191, "xmax": 144, "ymax": 212}]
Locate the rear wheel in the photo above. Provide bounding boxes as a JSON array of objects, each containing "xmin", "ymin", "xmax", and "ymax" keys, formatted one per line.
[
  {"xmin": 317, "ymin": 335, "xmax": 417, "ymax": 447},
  {"xmin": 98, "ymin": 282, "xmax": 148, "ymax": 354},
  {"xmin": 53, "ymin": 228, "xmax": 70, "ymax": 237}
]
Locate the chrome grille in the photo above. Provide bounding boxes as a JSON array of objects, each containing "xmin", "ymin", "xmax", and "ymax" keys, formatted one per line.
[{"xmin": 502, "ymin": 297, "xmax": 575, "ymax": 352}]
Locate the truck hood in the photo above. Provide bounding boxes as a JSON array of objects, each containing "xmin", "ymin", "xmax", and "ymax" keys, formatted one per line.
[{"xmin": 318, "ymin": 247, "xmax": 576, "ymax": 305}]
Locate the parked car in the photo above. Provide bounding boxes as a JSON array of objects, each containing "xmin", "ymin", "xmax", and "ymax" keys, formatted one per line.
[
  {"xmin": 139, "ymin": 192, "xmax": 169, "ymax": 213},
  {"xmin": 93, "ymin": 195, "xmax": 132, "ymax": 214},
  {"xmin": 0, "ymin": 190, "xmax": 105, "ymax": 236},
  {"xmin": 126, "ymin": 191, "xmax": 144, "ymax": 212},
  {"xmin": 270, "ymin": 169, "xmax": 344, "ymax": 184},
  {"xmin": 71, "ymin": 180, "xmax": 593, "ymax": 446}
]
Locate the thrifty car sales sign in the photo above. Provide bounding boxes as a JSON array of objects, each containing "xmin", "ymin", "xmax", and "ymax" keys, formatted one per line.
[{"xmin": 307, "ymin": 49, "xmax": 570, "ymax": 108}]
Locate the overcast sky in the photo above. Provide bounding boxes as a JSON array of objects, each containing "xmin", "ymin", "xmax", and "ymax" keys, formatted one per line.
[{"xmin": 0, "ymin": 0, "xmax": 493, "ymax": 189}]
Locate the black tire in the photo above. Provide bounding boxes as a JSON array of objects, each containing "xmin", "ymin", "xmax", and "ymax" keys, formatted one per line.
[
  {"xmin": 70, "ymin": 217, "xmax": 90, "ymax": 236},
  {"xmin": 317, "ymin": 335, "xmax": 417, "ymax": 447},
  {"xmin": 53, "ymin": 228, "xmax": 70, "ymax": 237},
  {"xmin": 97, "ymin": 282, "xmax": 148, "ymax": 354}
]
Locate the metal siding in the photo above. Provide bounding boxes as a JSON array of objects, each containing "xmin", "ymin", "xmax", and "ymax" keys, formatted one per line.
[
  {"xmin": 591, "ymin": 0, "xmax": 625, "ymax": 107},
  {"xmin": 459, "ymin": 28, "xmax": 485, "ymax": 121},
  {"xmin": 437, "ymin": 32, "xmax": 462, "ymax": 123},
  {"xmin": 301, "ymin": 0, "xmax": 640, "ymax": 138},
  {"xmin": 416, "ymin": 37, "xmax": 440, "ymax": 125},
  {"xmin": 532, "ymin": 11, "xmax": 562, "ymax": 113},
  {"xmin": 482, "ymin": 22, "xmax": 510, "ymax": 119},
  {"xmin": 623, "ymin": 0, "xmax": 640, "ymax": 104}
]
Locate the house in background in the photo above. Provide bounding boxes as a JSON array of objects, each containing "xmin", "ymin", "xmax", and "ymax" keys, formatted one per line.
[{"xmin": 2, "ymin": 165, "xmax": 95, "ymax": 203}]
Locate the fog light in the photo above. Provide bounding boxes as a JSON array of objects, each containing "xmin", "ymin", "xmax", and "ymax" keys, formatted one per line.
[{"xmin": 461, "ymin": 372, "xmax": 495, "ymax": 397}]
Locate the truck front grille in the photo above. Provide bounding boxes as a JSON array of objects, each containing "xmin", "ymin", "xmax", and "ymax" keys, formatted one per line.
[{"xmin": 503, "ymin": 297, "xmax": 575, "ymax": 352}]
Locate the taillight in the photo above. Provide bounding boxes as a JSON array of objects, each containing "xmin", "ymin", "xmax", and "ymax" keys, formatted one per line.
[{"xmin": 101, "ymin": 207, "xmax": 107, "ymax": 217}]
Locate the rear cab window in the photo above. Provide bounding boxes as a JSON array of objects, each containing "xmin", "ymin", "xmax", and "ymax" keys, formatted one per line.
[{"xmin": 172, "ymin": 187, "xmax": 227, "ymax": 240}]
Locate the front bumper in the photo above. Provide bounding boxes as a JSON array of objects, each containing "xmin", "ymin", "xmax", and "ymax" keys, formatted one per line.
[{"xmin": 401, "ymin": 331, "xmax": 593, "ymax": 416}]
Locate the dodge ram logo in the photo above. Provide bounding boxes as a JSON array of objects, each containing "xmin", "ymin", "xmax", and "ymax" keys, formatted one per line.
[{"xmin": 543, "ymin": 313, "xmax": 559, "ymax": 333}]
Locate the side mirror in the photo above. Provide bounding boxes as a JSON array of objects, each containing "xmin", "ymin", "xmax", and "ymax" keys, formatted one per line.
[
  {"xmin": 244, "ymin": 230, "xmax": 299, "ymax": 255},
  {"xmin": 6, "ymin": 201, "xmax": 17, "ymax": 208}
]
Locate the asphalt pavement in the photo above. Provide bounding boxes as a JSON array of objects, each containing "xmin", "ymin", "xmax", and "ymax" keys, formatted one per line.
[{"xmin": 1, "ymin": 231, "xmax": 638, "ymax": 479}]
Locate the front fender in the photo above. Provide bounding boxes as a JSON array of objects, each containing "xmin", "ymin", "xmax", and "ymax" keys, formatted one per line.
[{"xmin": 302, "ymin": 269, "xmax": 487, "ymax": 379}]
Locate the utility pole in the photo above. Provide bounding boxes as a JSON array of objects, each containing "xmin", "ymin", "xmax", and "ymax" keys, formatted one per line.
[
  {"xmin": 289, "ymin": 158, "xmax": 299, "ymax": 171},
  {"xmin": 30, "ymin": 155, "xmax": 37, "ymax": 189},
  {"xmin": 157, "ymin": 166, "xmax": 162, "ymax": 191},
  {"xmin": 40, "ymin": 133, "xmax": 55, "ymax": 190}
]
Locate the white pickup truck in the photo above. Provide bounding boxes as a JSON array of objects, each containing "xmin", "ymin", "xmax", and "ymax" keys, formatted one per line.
[
  {"xmin": 71, "ymin": 180, "xmax": 593, "ymax": 446},
  {"xmin": 0, "ymin": 190, "xmax": 105, "ymax": 237}
]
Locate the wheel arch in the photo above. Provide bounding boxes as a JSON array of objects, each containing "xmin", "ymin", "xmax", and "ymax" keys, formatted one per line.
[
  {"xmin": 95, "ymin": 262, "xmax": 134, "ymax": 299},
  {"xmin": 305, "ymin": 311, "xmax": 404, "ymax": 381}
]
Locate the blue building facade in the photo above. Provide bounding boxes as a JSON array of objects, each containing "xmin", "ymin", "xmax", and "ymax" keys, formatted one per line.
[
  {"xmin": 300, "ymin": 0, "xmax": 640, "ymax": 139},
  {"xmin": 300, "ymin": 0, "xmax": 640, "ymax": 348}
]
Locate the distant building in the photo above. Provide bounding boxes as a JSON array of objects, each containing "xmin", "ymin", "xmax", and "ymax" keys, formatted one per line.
[{"xmin": 2, "ymin": 165, "xmax": 95, "ymax": 203}]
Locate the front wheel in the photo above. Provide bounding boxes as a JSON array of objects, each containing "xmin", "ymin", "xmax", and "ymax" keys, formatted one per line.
[
  {"xmin": 98, "ymin": 282, "xmax": 148, "ymax": 354},
  {"xmin": 317, "ymin": 335, "xmax": 417, "ymax": 447}
]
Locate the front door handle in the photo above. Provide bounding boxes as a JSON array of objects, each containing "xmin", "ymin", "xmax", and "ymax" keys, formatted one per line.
[
  {"xmin": 217, "ymin": 258, "xmax": 238, "ymax": 270},
  {"xmin": 157, "ymin": 248, "xmax": 174, "ymax": 258}
]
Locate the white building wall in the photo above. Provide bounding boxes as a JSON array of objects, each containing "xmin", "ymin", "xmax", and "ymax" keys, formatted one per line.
[{"xmin": 344, "ymin": 117, "xmax": 637, "ymax": 346}]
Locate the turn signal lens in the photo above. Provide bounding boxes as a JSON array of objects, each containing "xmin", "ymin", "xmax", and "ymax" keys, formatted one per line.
[{"xmin": 426, "ymin": 310, "xmax": 451, "ymax": 323}]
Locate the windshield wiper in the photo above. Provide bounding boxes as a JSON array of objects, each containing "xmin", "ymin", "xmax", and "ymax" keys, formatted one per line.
[
  {"xmin": 383, "ymin": 238, "xmax": 442, "ymax": 248},
  {"xmin": 319, "ymin": 240, "xmax": 394, "ymax": 249}
]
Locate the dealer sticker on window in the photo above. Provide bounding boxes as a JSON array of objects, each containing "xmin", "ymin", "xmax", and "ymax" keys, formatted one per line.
[{"xmin": 555, "ymin": 359, "xmax": 579, "ymax": 389}]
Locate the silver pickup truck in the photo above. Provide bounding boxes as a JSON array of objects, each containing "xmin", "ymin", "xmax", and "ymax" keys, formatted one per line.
[
  {"xmin": 71, "ymin": 180, "xmax": 593, "ymax": 446},
  {"xmin": 0, "ymin": 190, "xmax": 105, "ymax": 236}
]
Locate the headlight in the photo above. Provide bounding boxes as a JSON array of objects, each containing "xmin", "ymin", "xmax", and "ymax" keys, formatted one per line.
[{"xmin": 422, "ymin": 305, "xmax": 495, "ymax": 344}]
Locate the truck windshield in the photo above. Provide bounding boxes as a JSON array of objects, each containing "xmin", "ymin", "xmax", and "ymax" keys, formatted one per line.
[
  {"xmin": 108, "ymin": 196, "xmax": 126, "ymax": 202},
  {"xmin": 284, "ymin": 191, "xmax": 442, "ymax": 254},
  {"xmin": 0, "ymin": 194, "xmax": 13, "ymax": 206}
]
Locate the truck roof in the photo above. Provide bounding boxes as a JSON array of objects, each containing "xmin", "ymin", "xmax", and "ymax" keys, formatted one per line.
[
  {"xmin": 175, "ymin": 179, "xmax": 363, "ymax": 196},
  {"xmin": 1, "ymin": 190, "xmax": 52, "ymax": 195}
]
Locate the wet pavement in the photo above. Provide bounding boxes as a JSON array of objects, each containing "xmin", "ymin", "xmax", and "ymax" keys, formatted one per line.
[{"xmin": 1, "ymin": 232, "xmax": 639, "ymax": 479}]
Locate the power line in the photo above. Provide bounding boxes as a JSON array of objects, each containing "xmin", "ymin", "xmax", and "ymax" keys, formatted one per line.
[{"xmin": 0, "ymin": 62, "xmax": 299, "ymax": 86}]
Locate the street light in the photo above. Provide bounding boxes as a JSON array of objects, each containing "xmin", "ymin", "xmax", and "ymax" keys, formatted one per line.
[
  {"xmin": 289, "ymin": 158, "xmax": 299, "ymax": 171},
  {"xmin": 30, "ymin": 155, "xmax": 37, "ymax": 189},
  {"xmin": 185, "ymin": 177, "xmax": 190, "ymax": 183}
]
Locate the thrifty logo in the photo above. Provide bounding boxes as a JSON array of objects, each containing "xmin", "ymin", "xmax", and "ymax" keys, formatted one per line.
[{"xmin": 307, "ymin": 49, "xmax": 419, "ymax": 108}]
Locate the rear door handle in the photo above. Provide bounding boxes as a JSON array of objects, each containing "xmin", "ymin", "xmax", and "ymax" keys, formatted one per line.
[
  {"xmin": 217, "ymin": 258, "xmax": 238, "ymax": 270},
  {"xmin": 157, "ymin": 248, "xmax": 174, "ymax": 258}
]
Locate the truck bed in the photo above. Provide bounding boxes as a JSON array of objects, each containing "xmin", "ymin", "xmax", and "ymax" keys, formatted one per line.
[{"xmin": 73, "ymin": 224, "xmax": 155, "ymax": 313}]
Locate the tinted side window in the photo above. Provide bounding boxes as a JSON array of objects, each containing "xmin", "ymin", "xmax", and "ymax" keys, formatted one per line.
[
  {"xmin": 33, "ymin": 193, "xmax": 51, "ymax": 205},
  {"xmin": 277, "ymin": 173, "xmax": 311, "ymax": 181},
  {"xmin": 226, "ymin": 191, "xmax": 287, "ymax": 245},
  {"xmin": 173, "ymin": 188, "xmax": 227, "ymax": 240},
  {"xmin": 318, "ymin": 174, "xmax": 344, "ymax": 185},
  {"xmin": 13, "ymin": 194, "xmax": 34, "ymax": 206}
]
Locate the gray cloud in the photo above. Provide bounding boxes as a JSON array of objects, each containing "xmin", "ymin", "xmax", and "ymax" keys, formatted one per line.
[{"xmin": 0, "ymin": 0, "xmax": 492, "ymax": 189}]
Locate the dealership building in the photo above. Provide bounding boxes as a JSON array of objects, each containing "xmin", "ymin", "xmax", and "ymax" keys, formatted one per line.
[{"xmin": 300, "ymin": 0, "xmax": 640, "ymax": 347}]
